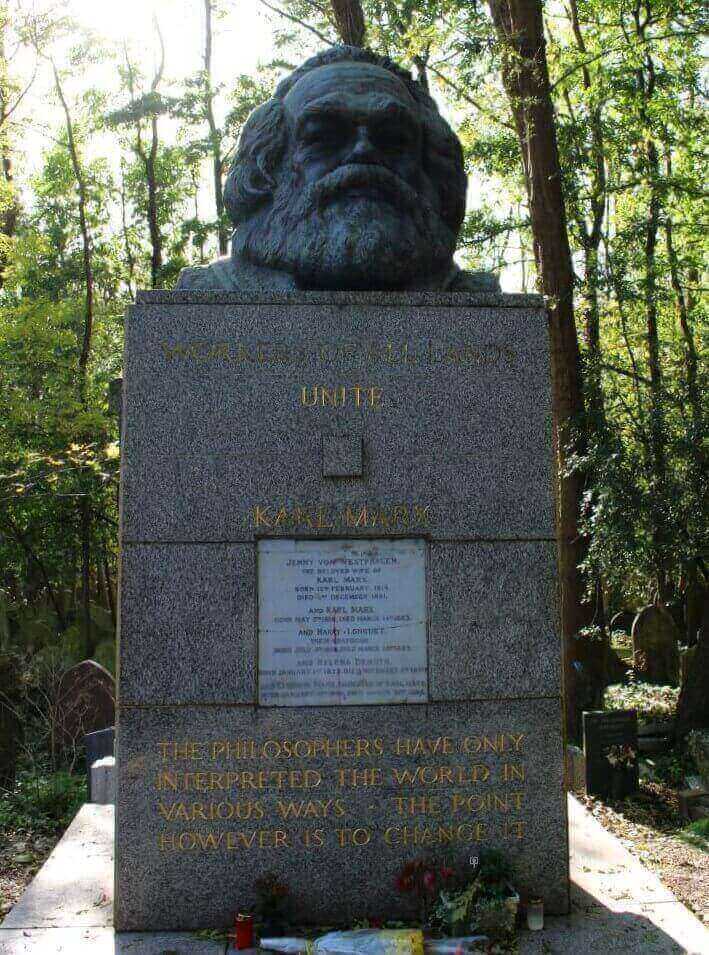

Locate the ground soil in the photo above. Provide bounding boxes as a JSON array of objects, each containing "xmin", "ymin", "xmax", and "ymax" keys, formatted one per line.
[
  {"xmin": 0, "ymin": 828, "xmax": 59, "ymax": 919},
  {"xmin": 579, "ymin": 781, "xmax": 708, "ymax": 925}
]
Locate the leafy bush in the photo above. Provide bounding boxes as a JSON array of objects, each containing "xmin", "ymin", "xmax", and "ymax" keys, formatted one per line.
[
  {"xmin": 604, "ymin": 682, "xmax": 679, "ymax": 723},
  {"xmin": 0, "ymin": 768, "xmax": 86, "ymax": 835}
]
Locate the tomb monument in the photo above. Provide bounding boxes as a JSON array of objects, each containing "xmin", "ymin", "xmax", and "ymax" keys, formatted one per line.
[{"xmin": 115, "ymin": 45, "xmax": 568, "ymax": 930}]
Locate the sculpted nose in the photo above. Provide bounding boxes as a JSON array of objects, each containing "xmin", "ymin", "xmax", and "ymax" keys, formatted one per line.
[{"xmin": 346, "ymin": 125, "xmax": 379, "ymax": 164}]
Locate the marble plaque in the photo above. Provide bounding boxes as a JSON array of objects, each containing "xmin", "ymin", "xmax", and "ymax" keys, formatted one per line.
[{"xmin": 258, "ymin": 538, "xmax": 427, "ymax": 706}]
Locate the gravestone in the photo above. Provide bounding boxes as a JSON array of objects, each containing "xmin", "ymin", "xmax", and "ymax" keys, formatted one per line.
[
  {"xmin": 582, "ymin": 710, "xmax": 638, "ymax": 799},
  {"xmin": 632, "ymin": 605, "xmax": 680, "ymax": 684},
  {"xmin": 115, "ymin": 45, "xmax": 568, "ymax": 932},
  {"xmin": 609, "ymin": 611, "xmax": 635, "ymax": 634},
  {"xmin": 85, "ymin": 726, "xmax": 115, "ymax": 799},
  {"xmin": 54, "ymin": 660, "xmax": 115, "ymax": 751}
]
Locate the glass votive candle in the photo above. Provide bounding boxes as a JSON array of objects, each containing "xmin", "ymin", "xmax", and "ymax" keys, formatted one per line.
[
  {"xmin": 235, "ymin": 912, "xmax": 254, "ymax": 949},
  {"xmin": 526, "ymin": 897, "xmax": 544, "ymax": 931}
]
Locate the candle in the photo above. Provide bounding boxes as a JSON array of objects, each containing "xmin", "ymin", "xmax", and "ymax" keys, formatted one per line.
[
  {"xmin": 234, "ymin": 913, "xmax": 254, "ymax": 950},
  {"xmin": 526, "ymin": 897, "xmax": 544, "ymax": 931}
]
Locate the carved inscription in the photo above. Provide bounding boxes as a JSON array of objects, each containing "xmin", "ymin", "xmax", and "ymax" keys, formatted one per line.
[
  {"xmin": 257, "ymin": 539, "xmax": 427, "ymax": 706},
  {"xmin": 160, "ymin": 339, "xmax": 518, "ymax": 368},
  {"xmin": 252, "ymin": 503, "xmax": 431, "ymax": 531},
  {"xmin": 153, "ymin": 733, "xmax": 529, "ymax": 853}
]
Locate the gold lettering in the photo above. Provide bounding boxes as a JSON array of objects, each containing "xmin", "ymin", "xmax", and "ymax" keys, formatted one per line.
[
  {"xmin": 502, "ymin": 763, "xmax": 526, "ymax": 782},
  {"xmin": 253, "ymin": 506, "xmax": 272, "ymax": 528},
  {"xmin": 337, "ymin": 767, "xmax": 383, "ymax": 788}
]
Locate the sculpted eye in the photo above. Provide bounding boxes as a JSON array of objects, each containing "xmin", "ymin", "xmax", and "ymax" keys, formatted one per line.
[
  {"xmin": 373, "ymin": 118, "xmax": 416, "ymax": 151},
  {"xmin": 300, "ymin": 116, "xmax": 349, "ymax": 147}
]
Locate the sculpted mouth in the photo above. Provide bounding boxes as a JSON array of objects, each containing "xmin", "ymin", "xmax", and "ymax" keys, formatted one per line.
[
  {"xmin": 315, "ymin": 165, "xmax": 414, "ymax": 210},
  {"xmin": 336, "ymin": 184, "xmax": 397, "ymax": 204}
]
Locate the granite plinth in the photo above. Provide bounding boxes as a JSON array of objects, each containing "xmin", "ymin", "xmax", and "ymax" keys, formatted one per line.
[
  {"xmin": 116, "ymin": 292, "xmax": 566, "ymax": 931},
  {"xmin": 120, "ymin": 295, "xmax": 553, "ymax": 544},
  {"xmin": 118, "ymin": 544, "xmax": 255, "ymax": 705},
  {"xmin": 118, "ymin": 540, "xmax": 560, "ymax": 705},
  {"xmin": 115, "ymin": 698, "xmax": 567, "ymax": 931}
]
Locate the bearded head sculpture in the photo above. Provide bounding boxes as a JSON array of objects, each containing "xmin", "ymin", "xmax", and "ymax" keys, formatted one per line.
[{"xmin": 176, "ymin": 47, "xmax": 498, "ymax": 293}]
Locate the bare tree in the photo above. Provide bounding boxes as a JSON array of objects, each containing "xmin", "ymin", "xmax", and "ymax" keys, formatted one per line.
[
  {"xmin": 123, "ymin": 20, "xmax": 166, "ymax": 289},
  {"xmin": 203, "ymin": 0, "xmax": 228, "ymax": 254},
  {"xmin": 0, "ymin": 2, "xmax": 39, "ymax": 286}
]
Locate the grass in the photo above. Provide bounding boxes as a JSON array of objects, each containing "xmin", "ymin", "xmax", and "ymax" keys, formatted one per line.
[{"xmin": 677, "ymin": 818, "xmax": 709, "ymax": 853}]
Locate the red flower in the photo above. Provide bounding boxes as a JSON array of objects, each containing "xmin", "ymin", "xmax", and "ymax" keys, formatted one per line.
[
  {"xmin": 439, "ymin": 866, "xmax": 455, "ymax": 880},
  {"xmin": 423, "ymin": 870, "xmax": 437, "ymax": 892},
  {"xmin": 396, "ymin": 874, "xmax": 414, "ymax": 893}
]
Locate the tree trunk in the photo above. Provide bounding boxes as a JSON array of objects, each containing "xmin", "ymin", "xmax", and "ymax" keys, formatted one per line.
[
  {"xmin": 330, "ymin": 0, "xmax": 366, "ymax": 46},
  {"xmin": 0, "ymin": 16, "xmax": 19, "ymax": 289},
  {"xmin": 0, "ymin": 654, "xmax": 21, "ymax": 791},
  {"xmin": 676, "ymin": 595, "xmax": 709, "ymax": 735},
  {"xmin": 203, "ymin": 0, "xmax": 227, "ymax": 255},
  {"xmin": 80, "ymin": 497, "xmax": 92, "ymax": 650},
  {"xmin": 568, "ymin": 0, "xmax": 606, "ymax": 423},
  {"xmin": 52, "ymin": 62, "xmax": 94, "ymax": 394},
  {"xmin": 146, "ymin": 118, "xmax": 162, "ymax": 288},
  {"xmin": 488, "ymin": 0, "xmax": 595, "ymax": 739}
]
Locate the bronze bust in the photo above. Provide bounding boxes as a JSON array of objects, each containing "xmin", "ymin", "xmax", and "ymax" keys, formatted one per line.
[{"xmin": 177, "ymin": 47, "xmax": 498, "ymax": 293}]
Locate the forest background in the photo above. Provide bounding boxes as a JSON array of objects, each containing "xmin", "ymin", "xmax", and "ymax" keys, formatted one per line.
[{"xmin": 0, "ymin": 0, "xmax": 706, "ymax": 784}]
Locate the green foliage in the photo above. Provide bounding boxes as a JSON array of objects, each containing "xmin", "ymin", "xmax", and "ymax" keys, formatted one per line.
[
  {"xmin": 645, "ymin": 748, "xmax": 696, "ymax": 788},
  {"xmin": 0, "ymin": 768, "xmax": 86, "ymax": 835},
  {"xmin": 430, "ymin": 849, "xmax": 515, "ymax": 936},
  {"xmin": 431, "ymin": 880, "xmax": 478, "ymax": 935},
  {"xmin": 678, "ymin": 818, "xmax": 709, "ymax": 853},
  {"xmin": 470, "ymin": 896, "xmax": 516, "ymax": 943},
  {"xmin": 604, "ymin": 682, "xmax": 679, "ymax": 723}
]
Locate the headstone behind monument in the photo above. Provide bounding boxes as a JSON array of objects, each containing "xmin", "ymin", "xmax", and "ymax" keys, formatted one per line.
[
  {"xmin": 85, "ymin": 726, "xmax": 115, "ymax": 799},
  {"xmin": 90, "ymin": 755, "xmax": 116, "ymax": 805},
  {"xmin": 115, "ymin": 290, "xmax": 568, "ymax": 931},
  {"xmin": 632, "ymin": 605, "xmax": 680, "ymax": 684},
  {"xmin": 55, "ymin": 660, "xmax": 115, "ymax": 751},
  {"xmin": 609, "ymin": 611, "xmax": 635, "ymax": 634},
  {"xmin": 582, "ymin": 710, "xmax": 638, "ymax": 799}
]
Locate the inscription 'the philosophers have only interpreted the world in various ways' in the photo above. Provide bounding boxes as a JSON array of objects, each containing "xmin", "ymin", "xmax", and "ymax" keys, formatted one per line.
[{"xmin": 153, "ymin": 733, "xmax": 528, "ymax": 853}]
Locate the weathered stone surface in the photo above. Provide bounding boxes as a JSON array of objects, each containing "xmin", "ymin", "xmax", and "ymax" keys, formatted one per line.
[
  {"xmin": 85, "ymin": 727, "xmax": 115, "ymax": 800},
  {"xmin": 2, "ymin": 804, "xmax": 113, "ymax": 929},
  {"xmin": 687, "ymin": 730, "xmax": 709, "ymax": 789},
  {"xmin": 118, "ymin": 539, "xmax": 560, "ymax": 707},
  {"xmin": 115, "ymin": 698, "xmax": 567, "ymax": 931},
  {"xmin": 582, "ymin": 710, "xmax": 638, "ymax": 800},
  {"xmin": 118, "ymin": 544, "xmax": 255, "ymax": 705},
  {"xmin": 632, "ymin": 605, "xmax": 680, "ymax": 685},
  {"xmin": 258, "ymin": 538, "xmax": 428, "ymax": 706},
  {"xmin": 120, "ymin": 294, "xmax": 553, "ymax": 544},
  {"xmin": 54, "ymin": 660, "xmax": 115, "ymax": 750},
  {"xmin": 322, "ymin": 429, "xmax": 363, "ymax": 478},
  {"xmin": 429, "ymin": 541, "xmax": 561, "ymax": 700},
  {"xmin": 116, "ymin": 290, "xmax": 566, "ymax": 931},
  {"xmin": 91, "ymin": 757, "xmax": 115, "ymax": 805}
]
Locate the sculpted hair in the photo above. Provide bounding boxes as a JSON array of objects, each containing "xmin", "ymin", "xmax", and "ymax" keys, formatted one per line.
[{"xmin": 223, "ymin": 46, "xmax": 467, "ymax": 235}]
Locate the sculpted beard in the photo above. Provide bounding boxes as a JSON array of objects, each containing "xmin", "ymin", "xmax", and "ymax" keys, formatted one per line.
[{"xmin": 233, "ymin": 163, "xmax": 457, "ymax": 290}]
